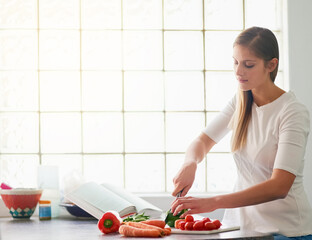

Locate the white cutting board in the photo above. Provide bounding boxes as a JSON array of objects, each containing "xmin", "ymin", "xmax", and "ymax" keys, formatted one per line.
[{"xmin": 171, "ymin": 225, "xmax": 240, "ymax": 235}]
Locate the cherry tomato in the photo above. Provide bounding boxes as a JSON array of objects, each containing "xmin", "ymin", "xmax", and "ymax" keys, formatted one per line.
[
  {"xmin": 212, "ymin": 219, "xmax": 222, "ymax": 229},
  {"xmin": 193, "ymin": 220, "xmax": 205, "ymax": 230},
  {"xmin": 185, "ymin": 215, "xmax": 194, "ymax": 222},
  {"xmin": 204, "ymin": 222, "xmax": 217, "ymax": 230},
  {"xmin": 179, "ymin": 221, "xmax": 186, "ymax": 230},
  {"xmin": 174, "ymin": 219, "xmax": 185, "ymax": 229},
  {"xmin": 202, "ymin": 217, "xmax": 211, "ymax": 223},
  {"xmin": 185, "ymin": 221, "xmax": 194, "ymax": 230}
]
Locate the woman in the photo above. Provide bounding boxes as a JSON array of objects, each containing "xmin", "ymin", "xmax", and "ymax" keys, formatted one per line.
[{"xmin": 170, "ymin": 27, "xmax": 312, "ymax": 239}]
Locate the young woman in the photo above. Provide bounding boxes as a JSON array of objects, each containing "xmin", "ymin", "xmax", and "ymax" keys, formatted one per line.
[{"xmin": 170, "ymin": 27, "xmax": 312, "ymax": 239}]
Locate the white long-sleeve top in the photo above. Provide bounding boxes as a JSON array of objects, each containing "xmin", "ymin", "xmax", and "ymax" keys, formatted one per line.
[{"xmin": 203, "ymin": 91, "xmax": 312, "ymax": 237}]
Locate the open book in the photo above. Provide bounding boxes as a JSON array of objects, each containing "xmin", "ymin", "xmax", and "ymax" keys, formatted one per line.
[{"xmin": 65, "ymin": 182, "xmax": 163, "ymax": 219}]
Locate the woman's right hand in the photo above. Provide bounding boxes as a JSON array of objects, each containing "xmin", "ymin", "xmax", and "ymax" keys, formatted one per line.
[{"xmin": 172, "ymin": 161, "xmax": 197, "ymax": 197}]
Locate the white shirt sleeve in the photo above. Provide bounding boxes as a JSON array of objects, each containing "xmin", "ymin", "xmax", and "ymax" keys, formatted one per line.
[
  {"xmin": 273, "ymin": 102, "xmax": 310, "ymax": 176},
  {"xmin": 202, "ymin": 95, "xmax": 236, "ymax": 143}
]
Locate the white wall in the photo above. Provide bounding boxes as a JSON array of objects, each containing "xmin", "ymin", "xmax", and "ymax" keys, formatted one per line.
[{"xmin": 286, "ymin": 0, "xmax": 312, "ymax": 203}]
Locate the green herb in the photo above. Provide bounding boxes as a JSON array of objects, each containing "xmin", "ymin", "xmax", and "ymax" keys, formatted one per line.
[
  {"xmin": 164, "ymin": 209, "xmax": 188, "ymax": 228},
  {"xmin": 122, "ymin": 212, "xmax": 150, "ymax": 222}
]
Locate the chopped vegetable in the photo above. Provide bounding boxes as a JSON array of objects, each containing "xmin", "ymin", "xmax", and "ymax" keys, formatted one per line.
[
  {"xmin": 122, "ymin": 212, "xmax": 150, "ymax": 222},
  {"xmin": 164, "ymin": 208, "xmax": 187, "ymax": 227},
  {"xmin": 97, "ymin": 211, "xmax": 122, "ymax": 234}
]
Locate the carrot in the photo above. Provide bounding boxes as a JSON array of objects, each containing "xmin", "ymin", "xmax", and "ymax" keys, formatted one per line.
[
  {"xmin": 124, "ymin": 221, "xmax": 159, "ymax": 229},
  {"xmin": 141, "ymin": 220, "xmax": 166, "ymax": 228},
  {"xmin": 119, "ymin": 225, "xmax": 163, "ymax": 237},
  {"xmin": 124, "ymin": 221, "xmax": 171, "ymax": 236},
  {"xmin": 164, "ymin": 227, "xmax": 171, "ymax": 235},
  {"xmin": 124, "ymin": 222, "xmax": 163, "ymax": 231}
]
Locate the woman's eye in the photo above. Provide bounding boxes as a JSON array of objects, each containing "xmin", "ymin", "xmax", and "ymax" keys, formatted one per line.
[{"xmin": 245, "ymin": 65, "xmax": 254, "ymax": 68}]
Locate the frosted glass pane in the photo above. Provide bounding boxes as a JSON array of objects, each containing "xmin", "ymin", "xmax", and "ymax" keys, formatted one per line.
[
  {"xmin": 0, "ymin": 113, "xmax": 39, "ymax": 153},
  {"xmin": 39, "ymin": 30, "xmax": 80, "ymax": 70},
  {"xmin": 207, "ymin": 153, "xmax": 236, "ymax": 192},
  {"xmin": 206, "ymin": 112, "xmax": 231, "ymax": 152},
  {"xmin": 205, "ymin": 72, "xmax": 237, "ymax": 111},
  {"xmin": 83, "ymin": 155, "xmax": 123, "ymax": 187},
  {"xmin": 204, "ymin": 0, "xmax": 243, "ymax": 30},
  {"xmin": 164, "ymin": 0, "xmax": 203, "ymax": 30},
  {"xmin": 166, "ymin": 112, "xmax": 205, "ymax": 152},
  {"xmin": 245, "ymin": 0, "xmax": 282, "ymax": 31},
  {"xmin": 0, "ymin": 71, "xmax": 38, "ymax": 111},
  {"xmin": 41, "ymin": 113, "xmax": 81, "ymax": 153},
  {"xmin": 82, "ymin": 31, "xmax": 122, "ymax": 70},
  {"xmin": 123, "ymin": 31, "xmax": 163, "ymax": 70},
  {"xmin": 123, "ymin": 0, "xmax": 162, "ymax": 29},
  {"xmin": 205, "ymin": 31, "xmax": 239, "ymax": 70},
  {"xmin": 81, "ymin": 0, "xmax": 121, "ymax": 29},
  {"xmin": 41, "ymin": 154, "xmax": 83, "ymax": 190},
  {"xmin": 164, "ymin": 31, "xmax": 203, "ymax": 70},
  {"xmin": 166, "ymin": 154, "xmax": 205, "ymax": 193},
  {"xmin": 0, "ymin": 0, "xmax": 37, "ymax": 28},
  {"xmin": 124, "ymin": 71, "xmax": 164, "ymax": 111},
  {"xmin": 0, "ymin": 155, "xmax": 39, "ymax": 188},
  {"xmin": 39, "ymin": 0, "xmax": 79, "ymax": 29},
  {"xmin": 125, "ymin": 154, "xmax": 165, "ymax": 192},
  {"xmin": 125, "ymin": 113, "xmax": 164, "ymax": 152},
  {"xmin": 165, "ymin": 71, "xmax": 204, "ymax": 111},
  {"xmin": 0, "ymin": 30, "xmax": 37, "ymax": 70},
  {"xmin": 40, "ymin": 71, "xmax": 81, "ymax": 111},
  {"xmin": 82, "ymin": 71, "xmax": 122, "ymax": 111},
  {"xmin": 83, "ymin": 113, "xmax": 123, "ymax": 153}
]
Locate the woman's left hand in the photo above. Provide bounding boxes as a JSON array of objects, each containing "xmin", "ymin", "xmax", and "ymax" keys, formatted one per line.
[{"xmin": 171, "ymin": 196, "xmax": 218, "ymax": 218}]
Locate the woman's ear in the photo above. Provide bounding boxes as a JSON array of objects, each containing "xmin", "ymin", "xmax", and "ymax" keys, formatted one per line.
[{"xmin": 267, "ymin": 58, "xmax": 278, "ymax": 72}]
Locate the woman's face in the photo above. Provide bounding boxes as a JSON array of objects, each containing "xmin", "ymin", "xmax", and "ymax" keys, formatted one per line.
[{"xmin": 233, "ymin": 44, "xmax": 272, "ymax": 92}]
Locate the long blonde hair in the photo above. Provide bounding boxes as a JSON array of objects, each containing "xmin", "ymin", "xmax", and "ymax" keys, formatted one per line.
[{"xmin": 230, "ymin": 27, "xmax": 279, "ymax": 152}]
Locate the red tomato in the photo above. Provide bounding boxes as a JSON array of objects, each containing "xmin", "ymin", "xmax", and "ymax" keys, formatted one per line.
[
  {"xmin": 212, "ymin": 219, "xmax": 222, "ymax": 229},
  {"xmin": 193, "ymin": 220, "xmax": 205, "ymax": 230},
  {"xmin": 185, "ymin": 221, "xmax": 194, "ymax": 230},
  {"xmin": 175, "ymin": 219, "xmax": 185, "ymax": 229},
  {"xmin": 179, "ymin": 221, "xmax": 186, "ymax": 230},
  {"xmin": 202, "ymin": 217, "xmax": 211, "ymax": 223},
  {"xmin": 185, "ymin": 215, "xmax": 194, "ymax": 222},
  {"xmin": 204, "ymin": 222, "xmax": 217, "ymax": 230}
]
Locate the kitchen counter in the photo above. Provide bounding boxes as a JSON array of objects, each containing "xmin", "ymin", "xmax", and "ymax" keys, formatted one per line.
[{"xmin": 0, "ymin": 217, "xmax": 273, "ymax": 240}]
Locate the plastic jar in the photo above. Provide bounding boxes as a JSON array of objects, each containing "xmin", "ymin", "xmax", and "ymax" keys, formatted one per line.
[{"xmin": 39, "ymin": 200, "xmax": 52, "ymax": 220}]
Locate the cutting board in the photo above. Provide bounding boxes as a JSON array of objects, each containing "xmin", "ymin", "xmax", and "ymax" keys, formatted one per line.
[{"xmin": 171, "ymin": 225, "xmax": 240, "ymax": 235}]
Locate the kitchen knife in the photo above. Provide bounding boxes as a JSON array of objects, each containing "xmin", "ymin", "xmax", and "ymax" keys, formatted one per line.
[{"xmin": 164, "ymin": 188, "xmax": 185, "ymax": 226}]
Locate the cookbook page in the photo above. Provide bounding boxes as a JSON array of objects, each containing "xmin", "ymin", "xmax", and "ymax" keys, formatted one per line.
[
  {"xmin": 102, "ymin": 182, "xmax": 162, "ymax": 216},
  {"xmin": 67, "ymin": 182, "xmax": 134, "ymax": 214}
]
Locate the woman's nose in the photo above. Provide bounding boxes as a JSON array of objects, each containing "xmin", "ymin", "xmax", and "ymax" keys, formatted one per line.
[{"xmin": 235, "ymin": 64, "xmax": 244, "ymax": 76}]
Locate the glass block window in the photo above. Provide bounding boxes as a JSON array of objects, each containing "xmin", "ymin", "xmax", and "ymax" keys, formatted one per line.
[{"xmin": 0, "ymin": 0, "xmax": 284, "ymax": 193}]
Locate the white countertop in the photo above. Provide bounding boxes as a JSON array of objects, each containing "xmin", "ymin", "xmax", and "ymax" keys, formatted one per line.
[{"xmin": 0, "ymin": 217, "xmax": 273, "ymax": 240}]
